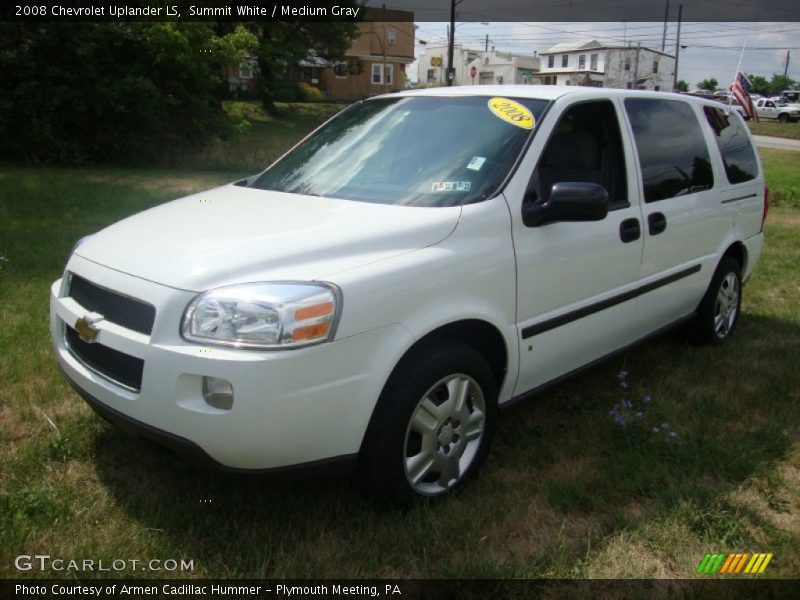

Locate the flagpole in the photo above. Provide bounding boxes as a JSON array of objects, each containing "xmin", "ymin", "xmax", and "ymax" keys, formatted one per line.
[{"xmin": 727, "ymin": 43, "xmax": 747, "ymax": 116}]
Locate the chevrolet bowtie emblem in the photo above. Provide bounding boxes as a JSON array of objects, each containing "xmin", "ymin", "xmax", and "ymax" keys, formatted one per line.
[{"xmin": 74, "ymin": 313, "xmax": 104, "ymax": 343}]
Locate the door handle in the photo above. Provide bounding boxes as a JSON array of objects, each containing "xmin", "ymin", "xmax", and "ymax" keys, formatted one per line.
[
  {"xmin": 648, "ymin": 212, "xmax": 667, "ymax": 235},
  {"xmin": 619, "ymin": 218, "xmax": 641, "ymax": 243}
]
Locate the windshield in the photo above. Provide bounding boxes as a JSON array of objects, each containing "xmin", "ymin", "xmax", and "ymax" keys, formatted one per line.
[{"xmin": 251, "ymin": 95, "xmax": 548, "ymax": 206}]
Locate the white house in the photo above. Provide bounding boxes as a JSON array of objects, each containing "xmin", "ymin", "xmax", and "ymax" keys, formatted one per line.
[
  {"xmin": 538, "ymin": 40, "xmax": 675, "ymax": 91},
  {"xmin": 466, "ymin": 50, "xmax": 540, "ymax": 86},
  {"xmin": 418, "ymin": 44, "xmax": 540, "ymax": 87}
]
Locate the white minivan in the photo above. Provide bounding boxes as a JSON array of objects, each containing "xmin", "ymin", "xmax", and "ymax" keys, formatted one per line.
[{"xmin": 50, "ymin": 87, "xmax": 766, "ymax": 501}]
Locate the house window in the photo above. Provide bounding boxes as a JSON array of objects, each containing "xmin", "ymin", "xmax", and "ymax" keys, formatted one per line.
[
  {"xmin": 544, "ymin": 76, "xmax": 551, "ymax": 85},
  {"xmin": 653, "ymin": 60, "xmax": 659, "ymax": 74},
  {"xmin": 624, "ymin": 57, "xmax": 630, "ymax": 71},
  {"xmin": 578, "ymin": 55, "xmax": 586, "ymax": 69},
  {"xmin": 239, "ymin": 61, "xmax": 254, "ymax": 79},
  {"xmin": 372, "ymin": 63, "xmax": 393, "ymax": 85},
  {"xmin": 548, "ymin": 55, "xmax": 554, "ymax": 68},
  {"xmin": 427, "ymin": 69, "xmax": 437, "ymax": 83},
  {"xmin": 387, "ymin": 27, "xmax": 397, "ymax": 45},
  {"xmin": 590, "ymin": 54, "xmax": 598, "ymax": 70},
  {"xmin": 334, "ymin": 62, "xmax": 348, "ymax": 78},
  {"xmin": 626, "ymin": 82, "xmax": 632, "ymax": 89},
  {"xmin": 561, "ymin": 54, "xmax": 568, "ymax": 68}
]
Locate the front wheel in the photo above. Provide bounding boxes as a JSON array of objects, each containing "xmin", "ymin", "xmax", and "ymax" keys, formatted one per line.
[
  {"xmin": 691, "ymin": 256, "xmax": 742, "ymax": 344},
  {"xmin": 778, "ymin": 113, "xmax": 790, "ymax": 123},
  {"xmin": 358, "ymin": 341, "xmax": 497, "ymax": 502}
]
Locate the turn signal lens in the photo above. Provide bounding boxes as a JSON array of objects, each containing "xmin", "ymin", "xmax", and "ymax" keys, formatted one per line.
[
  {"xmin": 295, "ymin": 302, "xmax": 334, "ymax": 321},
  {"xmin": 292, "ymin": 322, "xmax": 331, "ymax": 341}
]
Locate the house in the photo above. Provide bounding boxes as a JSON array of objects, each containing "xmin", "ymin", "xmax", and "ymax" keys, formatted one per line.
[
  {"xmin": 418, "ymin": 44, "xmax": 540, "ymax": 87},
  {"xmin": 297, "ymin": 8, "xmax": 415, "ymax": 100},
  {"xmin": 466, "ymin": 50, "xmax": 540, "ymax": 86},
  {"xmin": 225, "ymin": 8, "xmax": 415, "ymax": 101},
  {"xmin": 418, "ymin": 43, "xmax": 482, "ymax": 87},
  {"xmin": 538, "ymin": 40, "xmax": 675, "ymax": 91}
]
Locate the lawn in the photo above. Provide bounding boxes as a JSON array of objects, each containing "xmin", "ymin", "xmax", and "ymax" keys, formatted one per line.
[
  {"xmin": 1, "ymin": 149, "xmax": 798, "ymax": 580},
  {"xmin": 749, "ymin": 121, "xmax": 800, "ymax": 140}
]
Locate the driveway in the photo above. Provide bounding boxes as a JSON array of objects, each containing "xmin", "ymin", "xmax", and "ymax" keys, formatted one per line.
[{"xmin": 753, "ymin": 135, "xmax": 800, "ymax": 152}]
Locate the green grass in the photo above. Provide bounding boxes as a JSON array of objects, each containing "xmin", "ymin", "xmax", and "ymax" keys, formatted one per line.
[
  {"xmin": 1, "ymin": 148, "xmax": 799, "ymax": 580},
  {"xmin": 173, "ymin": 100, "xmax": 347, "ymax": 173},
  {"xmin": 749, "ymin": 121, "xmax": 800, "ymax": 140},
  {"xmin": 759, "ymin": 148, "xmax": 800, "ymax": 208}
]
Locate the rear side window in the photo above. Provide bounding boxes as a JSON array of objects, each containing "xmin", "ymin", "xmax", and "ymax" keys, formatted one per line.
[
  {"xmin": 703, "ymin": 106, "xmax": 758, "ymax": 184},
  {"xmin": 625, "ymin": 98, "xmax": 714, "ymax": 202}
]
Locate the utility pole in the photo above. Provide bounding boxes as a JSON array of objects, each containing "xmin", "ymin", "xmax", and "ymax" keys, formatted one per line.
[
  {"xmin": 382, "ymin": 4, "xmax": 388, "ymax": 93},
  {"xmin": 661, "ymin": 0, "xmax": 670, "ymax": 52},
  {"xmin": 673, "ymin": 4, "xmax": 683, "ymax": 92},
  {"xmin": 485, "ymin": 33, "xmax": 489, "ymax": 52},
  {"xmin": 447, "ymin": 0, "xmax": 456, "ymax": 86},
  {"xmin": 785, "ymin": 50, "xmax": 791, "ymax": 78},
  {"xmin": 633, "ymin": 42, "xmax": 641, "ymax": 89}
]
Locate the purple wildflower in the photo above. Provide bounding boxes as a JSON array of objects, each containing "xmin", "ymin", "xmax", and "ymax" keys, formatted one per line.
[{"xmin": 652, "ymin": 427, "xmax": 660, "ymax": 433}]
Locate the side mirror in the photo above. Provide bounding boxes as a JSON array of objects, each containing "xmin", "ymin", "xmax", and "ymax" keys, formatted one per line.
[{"xmin": 522, "ymin": 182, "xmax": 609, "ymax": 227}]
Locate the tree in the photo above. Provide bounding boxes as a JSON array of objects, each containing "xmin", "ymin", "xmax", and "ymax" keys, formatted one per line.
[
  {"xmin": 251, "ymin": 20, "xmax": 358, "ymax": 116},
  {"xmin": 769, "ymin": 74, "xmax": 796, "ymax": 96},
  {"xmin": 675, "ymin": 80, "xmax": 689, "ymax": 92},
  {"xmin": 697, "ymin": 78, "xmax": 718, "ymax": 92},
  {"xmin": 746, "ymin": 74, "xmax": 770, "ymax": 95},
  {"xmin": 0, "ymin": 22, "xmax": 257, "ymax": 163}
]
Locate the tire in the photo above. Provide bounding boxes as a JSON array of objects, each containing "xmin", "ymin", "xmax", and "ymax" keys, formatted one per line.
[
  {"xmin": 358, "ymin": 340, "xmax": 498, "ymax": 503},
  {"xmin": 778, "ymin": 113, "xmax": 789, "ymax": 123},
  {"xmin": 692, "ymin": 256, "xmax": 742, "ymax": 344}
]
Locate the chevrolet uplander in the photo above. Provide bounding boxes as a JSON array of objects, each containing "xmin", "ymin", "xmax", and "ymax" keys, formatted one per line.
[{"xmin": 51, "ymin": 87, "xmax": 766, "ymax": 500}]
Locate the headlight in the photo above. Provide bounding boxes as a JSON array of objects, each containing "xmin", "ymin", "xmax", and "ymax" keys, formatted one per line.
[{"xmin": 181, "ymin": 282, "xmax": 341, "ymax": 349}]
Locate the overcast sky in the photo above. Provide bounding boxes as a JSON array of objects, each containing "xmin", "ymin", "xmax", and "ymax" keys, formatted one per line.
[{"xmin": 409, "ymin": 21, "xmax": 800, "ymax": 88}]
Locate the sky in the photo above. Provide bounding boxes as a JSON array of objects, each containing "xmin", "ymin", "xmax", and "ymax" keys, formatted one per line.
[{"xmin": 408, "ymin": 21, "xmax": 800, "ymax": 89}]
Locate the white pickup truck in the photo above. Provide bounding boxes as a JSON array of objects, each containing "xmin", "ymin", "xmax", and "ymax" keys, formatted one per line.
[{"xmin": 754, "ymin": 98, "xmax": 800, "ymax": 122}]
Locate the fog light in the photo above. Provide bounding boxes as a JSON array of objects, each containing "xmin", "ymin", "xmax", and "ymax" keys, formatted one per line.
[{"xmin": 202, "ymin": 376, "xmax": 234, "ymax": 410}]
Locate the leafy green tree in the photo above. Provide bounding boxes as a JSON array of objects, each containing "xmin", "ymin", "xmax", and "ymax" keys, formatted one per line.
[
  {"xmin": 697, "ymin": 78, "xmax": 719, "ymax": 92},
  {"xmin": 250, "ymin": 20, "xmax": 358, "ymax": 115},
  {"xmin": 0, "ymin": 23, "xmax": 256, "ymax": 163},
  {"xmin": 746, "ymin": 74, "xmax": 770, "ymax": 95},
  {"xmin": 675, "ymin": 80, "xmax": 689, "ymax": 92},
  {"xmin": 769, "ymin": 74, "xmax": 796, "ymax": 96}
]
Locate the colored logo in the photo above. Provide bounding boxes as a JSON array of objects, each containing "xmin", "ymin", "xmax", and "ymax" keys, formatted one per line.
[
  {"xmin": 487, "ymin": 97, "xmax": 535, "ymax": 130},
  {"xmin": 74, "ymin": 314, "xmax": 103, "ymax": 343},
  {"xmin": 696, "ymin": 552, "xmax": 773, "ymax": 575}
]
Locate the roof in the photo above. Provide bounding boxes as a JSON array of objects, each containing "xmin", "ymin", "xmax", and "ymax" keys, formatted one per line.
[
  {"xmin": 541, "ymin": 40, "xmax": 604, "ymax": 54},
  {"xmin": 541, "ymin": 40, "xmax": 675, "ymax": 59},
  {"xmin": 389, "ymin": 85, "xmax": 725, "ymax": 107}
]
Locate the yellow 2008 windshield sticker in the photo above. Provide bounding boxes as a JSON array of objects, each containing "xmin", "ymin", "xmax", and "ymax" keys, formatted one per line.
[{"xmin": 488, "ymin": 97, "xmax": 534, "ymax": 129}]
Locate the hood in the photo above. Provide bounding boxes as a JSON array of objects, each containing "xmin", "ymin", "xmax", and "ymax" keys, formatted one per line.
[{"xmin": 75, "ymin": 185, "xmax": 461, "ymax": 291}]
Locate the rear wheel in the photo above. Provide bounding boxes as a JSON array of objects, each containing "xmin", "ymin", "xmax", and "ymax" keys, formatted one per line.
[
  {"xmin": 692, "ymin": 257, "xmax": 742, "ymax": 344},
  {"xmin": 358, "ymin": 341, "xmax": 497, "ymax": 503}
]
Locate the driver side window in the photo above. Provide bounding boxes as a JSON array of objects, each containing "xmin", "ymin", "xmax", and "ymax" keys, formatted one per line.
[{"xmin": 526, "ymin": 100, "xmax": 628, "ymax": 209}]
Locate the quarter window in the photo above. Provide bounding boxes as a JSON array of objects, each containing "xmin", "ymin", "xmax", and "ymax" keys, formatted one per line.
[
  {"xmin": 625, "ymin": 99, "xmax": 714, "ymax": 202},
  {"xmin": 703, "ymin": 106, "xmax": 758, "ymax": 184}
]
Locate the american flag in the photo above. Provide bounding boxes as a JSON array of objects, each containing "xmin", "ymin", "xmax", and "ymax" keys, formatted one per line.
[{"xmin": 730, "ymin": 72, "xmax": 757, "ymax": 121}]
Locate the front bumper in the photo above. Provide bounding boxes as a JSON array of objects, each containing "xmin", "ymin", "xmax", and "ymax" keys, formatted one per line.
[{"xmin": 51, "ymin": 255, "xmax": 413, "ymax": 471}]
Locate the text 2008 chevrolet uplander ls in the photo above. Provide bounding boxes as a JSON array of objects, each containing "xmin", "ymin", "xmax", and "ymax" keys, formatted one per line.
[{"xmin": 51, "ymin": 87, "xmax": 766, "ymax": 500}]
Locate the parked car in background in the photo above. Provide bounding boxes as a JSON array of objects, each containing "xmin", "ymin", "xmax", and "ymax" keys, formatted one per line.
[
  {"xmin": 51, "ymin": 87, "xmax": 766, "ymax": 501},
  {"xmin": 781, "ymin": 90, "xmax": 800, "ymax": 103},
  {"xmin": 754, "ymin": 98, "xmax": 800, "ymax": 122}
]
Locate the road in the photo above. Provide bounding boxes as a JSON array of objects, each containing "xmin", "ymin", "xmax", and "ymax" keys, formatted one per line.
[{"xmin": 753, "ymin": 135, "xmax": 800, "ymax": 152}]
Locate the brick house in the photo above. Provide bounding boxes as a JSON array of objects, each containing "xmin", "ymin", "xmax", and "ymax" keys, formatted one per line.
[
  {"xmin": 302, "ymin": 8, "xmax": 415, "ymax": 100},
  {"xmin": 225, "ymin": 8, "xmax": 414, "ymax": 101}
]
